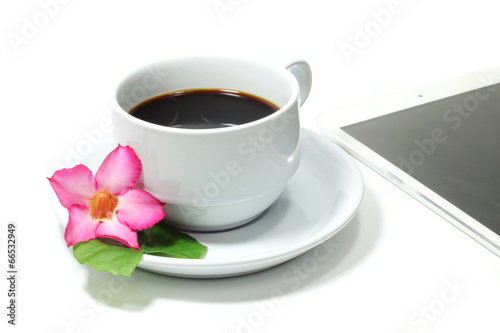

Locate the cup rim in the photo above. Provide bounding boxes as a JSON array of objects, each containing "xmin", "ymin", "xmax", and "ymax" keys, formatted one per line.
[{"xmin": 113, "ymin": 55, "xmax": 300, "ymax": 135}]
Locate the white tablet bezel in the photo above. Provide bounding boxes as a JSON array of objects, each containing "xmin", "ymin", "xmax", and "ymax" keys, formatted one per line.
[{"xmin": 316, "ymin": 67, "xmax": 500, "ymax": 257}]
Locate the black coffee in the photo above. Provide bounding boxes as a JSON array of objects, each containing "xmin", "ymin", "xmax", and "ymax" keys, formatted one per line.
[{"xmin": 129, "ymin": 89, "xmax": 279, "ymax": 129}]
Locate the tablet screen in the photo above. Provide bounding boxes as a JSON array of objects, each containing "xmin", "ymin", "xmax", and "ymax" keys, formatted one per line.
[{"xmin": 342, "ymin": 83, "xmax": 500, "ymax": 234}]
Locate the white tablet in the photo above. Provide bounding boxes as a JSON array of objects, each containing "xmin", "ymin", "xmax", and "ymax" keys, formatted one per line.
[{"xmin": 317, "ymin": 67, "xmax": 500, "ymax": 256}]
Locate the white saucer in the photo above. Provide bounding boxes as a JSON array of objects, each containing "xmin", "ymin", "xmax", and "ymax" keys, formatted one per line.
[{"xmin": 51, "ymin": 128, "xmax": 364, "ymax": 278}]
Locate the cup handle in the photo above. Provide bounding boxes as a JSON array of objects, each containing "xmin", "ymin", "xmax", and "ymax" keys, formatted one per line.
[{"xmin": 282, "ymin": 57, "xmax": 312, "ymax": 106}]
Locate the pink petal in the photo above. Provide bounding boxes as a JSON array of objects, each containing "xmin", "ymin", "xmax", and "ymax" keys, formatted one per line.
[
  {"xmin": 95, "ymin": 145, "xmax": 142, "ymax": 196},
  {"xmin": 95, "ymin": 217, "xmax": 140, "ymax": 249},
  {"xmin": 48, "ymin": 165, "xmax": 96, "ymax": 209},
  {"xmin": 65, "ymin": 205, "xmax": 100, "ymax": 247},
  {"xmin": 116, "ymin": 189, "xmax": 165, "ymax": 231}
]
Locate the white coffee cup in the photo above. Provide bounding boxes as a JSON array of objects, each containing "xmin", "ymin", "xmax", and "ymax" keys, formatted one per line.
[{"xmin": 112, "ymin": 55, "xmax": 312, "ymax": 231}]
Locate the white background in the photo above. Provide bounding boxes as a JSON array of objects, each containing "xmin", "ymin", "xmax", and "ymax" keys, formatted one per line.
[{"xmin": 2, "ymin": 0, "xmax": 500, "ymax": 332}]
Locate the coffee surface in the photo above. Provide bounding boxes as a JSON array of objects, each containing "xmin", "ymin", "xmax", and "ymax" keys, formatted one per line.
[{"xmin": 129, "ymin": 89, "xmax": 279, "ymax": 129}]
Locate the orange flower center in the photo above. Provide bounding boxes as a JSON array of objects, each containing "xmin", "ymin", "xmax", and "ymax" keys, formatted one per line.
[{"xmin": 89, "ymin": 191, "xmax": 118, "ymax": 220}]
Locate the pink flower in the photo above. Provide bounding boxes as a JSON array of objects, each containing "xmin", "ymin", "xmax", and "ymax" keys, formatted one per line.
[{"xmin": 48, "ymin": 145, "xmax": 165, "ymax": 249}]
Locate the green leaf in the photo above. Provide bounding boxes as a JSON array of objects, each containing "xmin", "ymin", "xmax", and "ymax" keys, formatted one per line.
[
  {"xmin": 73, "ymin": 239, "xmax": 144, "ymax": 277},
  {"xmin": 137, "ymin": 221, "xmax": 208, "ymax": 259},
  {"xmin": 71, "ymin": 222, "xmax": 207, "ymax": 276}
]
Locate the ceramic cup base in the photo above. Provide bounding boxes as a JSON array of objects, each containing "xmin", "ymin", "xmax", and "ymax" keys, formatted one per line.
[{"xmin": 161, "ymin": 186, "xmax": 284, "ymax": 232}]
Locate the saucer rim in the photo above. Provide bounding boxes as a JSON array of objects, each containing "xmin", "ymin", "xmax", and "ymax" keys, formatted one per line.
[{"xmin": 138, "ymin": 128, "xmax": 364, "ymax": 275}]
